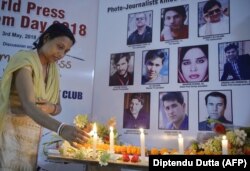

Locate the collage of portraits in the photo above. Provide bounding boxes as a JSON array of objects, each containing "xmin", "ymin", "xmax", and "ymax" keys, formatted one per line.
[{"xmin": 105, "ymin": 0, "xmax": 250, "ymax": 133}]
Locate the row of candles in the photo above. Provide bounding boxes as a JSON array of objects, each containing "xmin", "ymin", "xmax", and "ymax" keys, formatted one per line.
[{"xmin": 92, "ymin": 123, "xmax": 228, "ymax": 157}]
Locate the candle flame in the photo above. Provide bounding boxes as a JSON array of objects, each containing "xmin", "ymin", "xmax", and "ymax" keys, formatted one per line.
[{"xmin": 140, "ymin": 128, "xmax": 144, "ymax": 134}]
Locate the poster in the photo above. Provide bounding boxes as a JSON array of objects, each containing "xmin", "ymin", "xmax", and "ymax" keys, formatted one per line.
[{"xmin": 93, "ymin": 0, "xmax": 250, "ymax": 150}]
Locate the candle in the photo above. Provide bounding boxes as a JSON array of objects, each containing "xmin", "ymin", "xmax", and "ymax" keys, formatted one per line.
[
  {"xmin": 178, "ymin": 133, "xmax": 184, "ymax": 154},
  {"xmin": 109, "ymin": 126, "xmax": 114, "ymax": 153},
  {"xmin": 140, "ymin": 128, "xmax": 145, "ymax": 162},
  {"xmin": 93, "ymin": 123, "xmax": 97, "ymax": 153},
  {"xmin": 222, "ymin": 135, "xmax": 228, "ymax": 155}
]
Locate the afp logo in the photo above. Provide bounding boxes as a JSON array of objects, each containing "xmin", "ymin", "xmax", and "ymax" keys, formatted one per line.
[{"xmin": 223, "ymin": 158, "xmax": 247, "ymax": 168}]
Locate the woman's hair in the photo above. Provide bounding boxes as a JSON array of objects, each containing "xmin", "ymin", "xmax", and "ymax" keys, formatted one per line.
[{"xmin": 33, "ymin": 22, "xmax": 75, "ymax": 49}]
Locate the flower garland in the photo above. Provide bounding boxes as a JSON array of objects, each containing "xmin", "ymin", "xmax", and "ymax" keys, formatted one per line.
[
  {"xmin": 46, "ymin": 114, "xmax": 250, "ymax": 166},
  {"xmin": 188, "ymin": 125, "xmax": 250, "ymax": 155}
]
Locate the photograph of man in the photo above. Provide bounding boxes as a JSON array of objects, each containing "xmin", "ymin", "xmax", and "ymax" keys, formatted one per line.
[
  {"xmin": 127, "ymin": 11, "xmax": 153, "ymax": 45},
  {"xmin": 109, "ymin": 52, "xmax": 134, "ymax": 86},
  {"xmin": 198, "ymin": 0, "xmax": 229, "ymax": 37},
  {"xmin": 220, "ymin": 42, "xmax": 250, "ymax": 81},
  {"xmin": 142, "ymin": 49, "xmax": 169, "ymax": 84},
  {"xmin": 159, "ymin": 91, "xmax": 188, "ymax": 130},
  {"xmin": 178, "ymin": 45, "xmax": 209, "ymax": 83},
  {"xmin": 160, "ymin": 5, "xmax": 189, "ymax": 41},
  {"xmin": 199, "ymin": 91, "xmax": 233, "ymax": 131},
  {"xmin": 123, "ymin": 93, "xmax": 150, "ymax": 129}
]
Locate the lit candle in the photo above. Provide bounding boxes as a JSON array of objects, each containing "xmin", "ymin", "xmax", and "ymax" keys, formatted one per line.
[
  {"xmin": 93, "ymin": 123, "xmax": 97, "ymax": 153},
  {"xmin": 140, "ymin": 128, "xmax": 145, "ymax": 162},
  {"xmin": 222, "ymin": 135, "xmax": 228, "ymax": 155},
  {"xmin": 109, "ymin": 126, "xmax": 114, "ymax": 153},
  {"xmin": 178, "ymin": 133, "xmax": 184, "ymax": 154}
]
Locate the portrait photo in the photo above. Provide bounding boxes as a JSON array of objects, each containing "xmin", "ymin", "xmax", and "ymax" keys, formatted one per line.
[
  {"xmin": 219, "ymin": 40, "xmax": 250, "ymax": 81},
  {"xmin": 178, "ymin": 44, "xmax": 209, "ymax": 83},
  {"xmin": 109, "ymin": 52, "xmax": 135, "ymax": 86},
  {"xmin": 141, "ymin": 48, "xmax": 169, "ymax": 85},
  {"xmin": 158, "ymin": 91, "xmax": 189, "ymax": 130},
  {"xmin": 123, "ymin": 92, "xmax": 150, "ymax": 129},
  {"xmin": 198, "ymin": 0, "xmax": 230, "ymax": 37},
  {"xmin": 127, "ymin": 10, "xmax": 153, "ymax": 45},
  {"xmin": 160, "ymin": 4, "xmax": 189, "ymax": 41},
  {"xmin": 198, "ymin": 90, "xmax": 233, "ymax": 131}
]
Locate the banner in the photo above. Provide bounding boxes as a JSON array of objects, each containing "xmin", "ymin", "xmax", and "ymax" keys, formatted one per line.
[
  {"xmin": 0, "ymin": 0, "xmax": 98, "ymax": 170},
  {"xmin": 93, "ymin": 0, "xmax": 250, "ymax": 151}
]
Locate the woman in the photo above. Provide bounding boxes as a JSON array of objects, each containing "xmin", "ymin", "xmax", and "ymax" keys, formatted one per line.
[
  {"xmin": 178, "ymin": 45, "xmax": 208, "ymax": 83},
  {"xmin": 0, "ymin": 23, "xmax": 89, "ymax": 170}
]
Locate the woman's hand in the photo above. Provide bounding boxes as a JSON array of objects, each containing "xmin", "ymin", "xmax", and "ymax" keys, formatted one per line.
[{"xmin": 60, "ymin": 124, "xmax": 90, "ymax": 147}]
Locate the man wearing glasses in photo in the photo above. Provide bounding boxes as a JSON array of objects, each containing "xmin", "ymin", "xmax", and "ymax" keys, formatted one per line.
[
  {"xmin": 127, "ymin": 12, "xmax": 152, "ymax": 45},
  {"xmin": 199, "ymin": 0, "xmax": 229, "ymax": 36}
]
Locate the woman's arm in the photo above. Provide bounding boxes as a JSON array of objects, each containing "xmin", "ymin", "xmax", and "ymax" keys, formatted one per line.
[
  {"xmin": 36, "ymin": 97, "xmax": 62, "ymax": 116},
  {"xmin": 14, "ymin": 67, "xmax": 89, "ymax": 144},
  {"xmin": 15, "ymin": 68, "xmax": 60, "ymax": 130}
]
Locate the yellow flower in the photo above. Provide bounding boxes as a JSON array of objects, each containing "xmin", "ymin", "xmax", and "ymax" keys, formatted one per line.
[{"xmin": 73, "ymin": 114, "xmax": 89, "ymax": 129}]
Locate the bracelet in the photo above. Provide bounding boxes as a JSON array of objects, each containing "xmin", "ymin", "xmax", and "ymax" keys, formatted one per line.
[
  {"xmin": 52, "ymin": 104, "xmax": 57, "ymax": 114},
  {"xmin": 57, "ymin": 123, "xmax": 66, "ymax": 136},
  {"xmin": 59, "ymin": 124, "xmax": 66, "ymax": 136}
]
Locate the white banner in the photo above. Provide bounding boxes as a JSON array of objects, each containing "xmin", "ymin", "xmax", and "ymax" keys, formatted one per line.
[{"xmin": 0, "ymin": 0, "xmax": 98, "ymax": 170}]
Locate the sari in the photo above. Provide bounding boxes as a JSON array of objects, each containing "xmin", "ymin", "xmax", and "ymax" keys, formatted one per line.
[{"xmin": 0, "ymin": 50, "xmax": 59, "ymax": 171}]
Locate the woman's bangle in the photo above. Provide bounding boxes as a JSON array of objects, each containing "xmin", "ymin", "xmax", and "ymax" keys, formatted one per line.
[
  {"xmin": 52, "ymin": 104, "xmax": 57, "ymax": 114},
  {"xmin": 57, "ymin": 123, "xmax": 66, "ymax": 136}
]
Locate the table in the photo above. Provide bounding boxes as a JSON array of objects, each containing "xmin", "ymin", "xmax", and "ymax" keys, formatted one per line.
[{"xmin": 47, "ymin": 154, "xmax": 149, "ymax": 171}]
